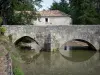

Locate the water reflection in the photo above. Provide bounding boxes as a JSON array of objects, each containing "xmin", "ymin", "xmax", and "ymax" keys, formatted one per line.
[
  {"xmin": 60, "ymin": 40, "xmax": 96, "ymax": 62},
  {"xmin": 20, "ymin": 50, "xmax": 100, "ymax": 75},
  {"xmin": 18, "ymin": 49, "xmax": 40, "ymax": 64},
  {"xmin": 60, "ymin": 49, "xmax": 96, "ymax": 62}
]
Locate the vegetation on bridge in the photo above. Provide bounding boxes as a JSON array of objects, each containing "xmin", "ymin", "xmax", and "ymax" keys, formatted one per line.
[{"xmin": 0, "ymin": 26, "xmax": 6, "ymax": 35}]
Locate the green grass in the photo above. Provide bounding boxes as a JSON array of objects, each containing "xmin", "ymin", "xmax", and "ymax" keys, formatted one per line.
[
  {"xmin": 11, "ymin": 52, "xmax": 24, "ymax": 75},
  {"xmin": 13, "ymin": 67, "xmax": 24, "ymax": 75}
]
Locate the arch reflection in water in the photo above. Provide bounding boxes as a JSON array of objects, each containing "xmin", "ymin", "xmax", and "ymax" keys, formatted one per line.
[
  {"xmin": 18, "ymin": 49, "xmax": 40, "ymax": 64},
  {"xmin": 21, "ymin": 51, "xmax": 100, "ymax": 75},
  {"xmin": 60, "ymin": 49, "xmax": 96, "ymax": 62}
]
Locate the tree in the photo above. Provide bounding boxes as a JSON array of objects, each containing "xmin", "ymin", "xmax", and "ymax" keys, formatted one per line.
[
  {"xmin": 50, "ymin": 0, "xmax": 100, "ymax": 24},
  {"xmin": 94, "ymin": 0, "xmax": 100, "ymax": 22},
  {"xmin": 50, "ymin": 0, "xmax": 70, "ymax": 14},
  {"xmin": 94, "ymin": 0, "xmax": 100, "ymax": 13},
  {"xmin": 8, "ymin": 0, "xmax": 37, "ymax": 25},
  {"xmin": 0, "ymin": 0, "xmax": 10, "ymax": 24},
  {"xmin": 0, "ymin": 0, "xmax": 42, "ymax": 25},
  {"xmin": 69, "ymin": 0, "xmax": 100, "ymax": 24}
]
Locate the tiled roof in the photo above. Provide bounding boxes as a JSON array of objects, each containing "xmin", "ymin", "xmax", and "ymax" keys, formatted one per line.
[{"xmin": 38, "ymin": 10, "xmax": 69, "ymax": 17}]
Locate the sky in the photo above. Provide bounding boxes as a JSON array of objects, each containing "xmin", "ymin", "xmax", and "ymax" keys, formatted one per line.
[{"xmin": 39, "ymin": 0, "xmax": 60, "ymax": 10}]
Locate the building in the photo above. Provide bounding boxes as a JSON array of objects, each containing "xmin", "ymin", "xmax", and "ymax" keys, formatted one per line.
[{"xmin": 34, "ymin": 10, "xmax": 72, "ymax": 26}]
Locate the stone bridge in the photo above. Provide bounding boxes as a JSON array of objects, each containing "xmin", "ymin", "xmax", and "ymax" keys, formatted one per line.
[{"xmin": 4, "ymin": 25, "xmax": 100, "ymax": 51}]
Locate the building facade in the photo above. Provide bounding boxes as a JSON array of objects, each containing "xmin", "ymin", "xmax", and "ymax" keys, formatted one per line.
[{"xmin": 34, "ymin": 10, "xmax": 72, "ymax": 26}]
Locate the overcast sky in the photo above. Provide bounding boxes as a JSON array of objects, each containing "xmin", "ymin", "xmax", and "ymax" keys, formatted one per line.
[{"xmin": 39, "ymin": 0, "xmax": 60, "ymax": 10}]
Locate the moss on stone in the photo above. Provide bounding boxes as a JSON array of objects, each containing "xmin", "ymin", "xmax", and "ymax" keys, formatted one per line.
[{"xmin": 52, "ymin": 48, "xmax": 59, "ymax": 52}]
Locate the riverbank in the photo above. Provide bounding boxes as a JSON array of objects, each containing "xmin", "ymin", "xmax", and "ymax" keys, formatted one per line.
[
  {"xmin": 0, "ymin": 39, "xmax": 12, "ymax": 75},
  {"xmin": 0, "ymin": 45, "xmax": 8, "ymax": 75},
  {"xmin": 0, "ymin": 35, "xmax": 24, "ymax": 75}
]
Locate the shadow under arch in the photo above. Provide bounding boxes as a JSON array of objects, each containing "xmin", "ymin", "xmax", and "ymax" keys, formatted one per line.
[
  {"xmin": 14, "ymin": 36, "xmax": 39, "ymax": 46},
  {"xmin": 71, "ymin": 39, "xmax": 96, "ymax": 50}
]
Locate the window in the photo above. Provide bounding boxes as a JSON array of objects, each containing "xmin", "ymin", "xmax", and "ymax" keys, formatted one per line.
[{"xmin": 45, "ymin": 18, "xmax": 48, "ymax": 22}]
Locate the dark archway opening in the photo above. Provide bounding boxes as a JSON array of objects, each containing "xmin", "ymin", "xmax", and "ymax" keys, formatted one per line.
[
  {"xmin": 15, "ymin": 36, "xmax": 39, "ymax": 50},
  {"xmin": 64, "ymin": 39, "xmax": 96, "ymax": 51}
]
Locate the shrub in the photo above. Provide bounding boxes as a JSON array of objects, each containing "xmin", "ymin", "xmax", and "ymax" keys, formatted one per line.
[{"xmin": 0, "ymin": 26, "xmax": 6, "ymax": 35}]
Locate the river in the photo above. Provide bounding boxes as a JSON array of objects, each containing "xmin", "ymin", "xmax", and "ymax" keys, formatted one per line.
[{"xmin": 18, "ymin": 49, "xmax": 100, "ymax": 75}]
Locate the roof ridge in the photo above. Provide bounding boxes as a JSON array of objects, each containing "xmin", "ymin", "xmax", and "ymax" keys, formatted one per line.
[{"xmin": 38, "ymin": 10, "xmax": 69, "ymax": 17}]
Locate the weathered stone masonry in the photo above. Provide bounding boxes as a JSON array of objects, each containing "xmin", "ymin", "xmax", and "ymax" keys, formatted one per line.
[{"xmin": 4, "ymin": 25, "xmax": 100, "ymax": 51}]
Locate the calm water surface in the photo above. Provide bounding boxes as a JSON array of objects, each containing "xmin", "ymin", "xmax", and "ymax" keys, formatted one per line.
[{"xmin": 20, "ymin": 50, "xmax": 100, "ymax": 75}]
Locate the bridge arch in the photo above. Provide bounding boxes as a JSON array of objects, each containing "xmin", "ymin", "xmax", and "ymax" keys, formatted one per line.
[
  {"xmin": 14, "ymin": 36, "xmax": 41, "ymax": 51},
  {"xmin": 14, "ymin": 36, "xmax": 39, "ymax": 46},
  {"xmin": 59, "ymin": 39, "xmax": 97, "ymax": 62},
  {"xmin": 60, "ymin": 39, "xmax": 97, "ymax": 51},
  {"xmin": 70, "ymin": 39, "xmax": 96, "ymax": 50},
  {"xmin": 58, "ymin": 30, "xmax": 100, "ymax": 50}
]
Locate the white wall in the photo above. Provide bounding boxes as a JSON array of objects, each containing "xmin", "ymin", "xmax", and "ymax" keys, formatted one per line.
[{"xmin": 33, "ymin": 16, "xmax": 72, "ymax": 26}]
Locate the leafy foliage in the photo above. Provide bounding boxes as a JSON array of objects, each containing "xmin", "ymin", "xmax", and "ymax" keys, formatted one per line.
[
  {"xmin": 69, "ymin": 0, "xmax": 100, "ymax": 24},
  {"xmin": 0, "ymin": 0, "xmax": 42, "ymax": 25},
  {"xmin": 50, "ymin": 0, "xmax": 69, "ymax": 14},
  {"xmin": 0, "ymin": 17, "xmax": 3, "ymax": 25},
  {"xmin": 50, "ymin": 0, "xmax": 100, "ymax": 25}
]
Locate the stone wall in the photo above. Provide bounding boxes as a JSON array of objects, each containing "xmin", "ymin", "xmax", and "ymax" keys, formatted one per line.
[{"xmin": 4, "ymin": 25, "xmax": 100, "ymax": 51}]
